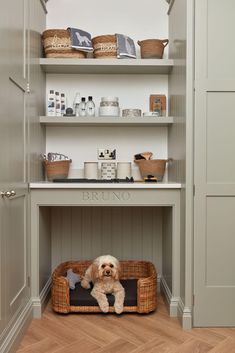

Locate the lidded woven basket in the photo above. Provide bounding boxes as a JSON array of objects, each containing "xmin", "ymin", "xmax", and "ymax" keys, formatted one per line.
[
  {"xmin": 42, "ymin": 29, "xmax": 86, "ymax": 58},
  {"xmin": 92, "ymin": 35, "xmax": 117, "ymax": 58},
  {"xmin": 138, "ymin": 39, "xmax": 169, "ymax": 59}
]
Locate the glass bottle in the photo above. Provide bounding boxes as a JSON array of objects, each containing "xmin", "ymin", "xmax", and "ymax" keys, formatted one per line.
[
  {"xmin": 85, "ymin": 96, "xmax": 95, "ymax": 117},
  {"xmin": 55, "ymin": 91, "xmax": 61, "ymax": 116},
  {"xmin": 73, "ymin": 92, "xmax": 80, "ymax": 117},
  {"xmin": 79, "ymin": 97, "xmax": 86, "ymax": 117},
  {"xmin": 60, "ymin": 93, "xmax": 66, "ymax": 116}
]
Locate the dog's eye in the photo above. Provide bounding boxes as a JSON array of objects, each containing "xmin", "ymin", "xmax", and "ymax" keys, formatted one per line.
[
  {"xmin": 110, "ymin": 264, "xmax": 114, "ymax": 268},
  {"xmin": 101, "ymin": 264, "xmax": 106, "ymax": 269}
]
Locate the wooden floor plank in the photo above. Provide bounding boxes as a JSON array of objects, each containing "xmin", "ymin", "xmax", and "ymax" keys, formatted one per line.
[
  {"xmin": 189, "ymin": 328, "xmax": 227, "ymax": 346},
  {"xmin": 94, "ymin": 338, "xmax": 137, "ymax": 353},
  {"xmin": 128, "ymin": 336, "xmax": 178, "ymax": 353},
  {"xmin": 206, "ymin": 337, "xmax": 235, "ymax": 353},
  {"xmin": 16, "ymin": 337, "xmax": 62, "ymax": 353},
  {"xmin": 51, "ymin": 337, "xmax": 101, "ymax": 353},
  {"xmin": 170, "ymin": 338, "xmax": 213, "ymax": 353}
]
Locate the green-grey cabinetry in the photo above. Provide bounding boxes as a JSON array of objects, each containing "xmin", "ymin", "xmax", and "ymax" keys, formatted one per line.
[
  {"xmin": 0, "ymin": 0, "xmax": 45, "ymax": 351},
  {"xmin": 194, "ymin": 0, "xmax": 235, "ymax": 326}
]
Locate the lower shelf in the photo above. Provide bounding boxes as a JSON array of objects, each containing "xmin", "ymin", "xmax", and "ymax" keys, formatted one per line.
[{"xmin": 39, "ymin": 116, "xmax": 174, "ymax": 127}]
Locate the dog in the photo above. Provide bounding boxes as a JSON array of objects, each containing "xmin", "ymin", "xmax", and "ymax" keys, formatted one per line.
[
  {"xmin": 81, "ymin": 255, "xmax": 125, "ymax": 314},
  {"xmin": 75, "ymin": 32, "xmax": 91, "ymax": 46}
]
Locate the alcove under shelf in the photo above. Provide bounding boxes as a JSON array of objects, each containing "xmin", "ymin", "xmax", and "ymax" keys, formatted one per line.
[
  {"xmin": 39, "ymin": 58, "xmax": 174, "ymax": 74},
  {"xmin": 39, "ymin": 116, "xmax": 174, "ymax": 127}
]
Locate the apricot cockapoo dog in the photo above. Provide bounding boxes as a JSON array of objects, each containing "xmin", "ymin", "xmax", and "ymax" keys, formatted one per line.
[{"xmin": 81, "ymin": 255, "xmax": 125, "ymax": 314}]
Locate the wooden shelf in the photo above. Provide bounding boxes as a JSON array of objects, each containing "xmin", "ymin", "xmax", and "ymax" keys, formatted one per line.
[
  {"xmin": 39, "ymin": 58, "xmax": 174, "ymax": 74},
  {"xmin": 40, "ymin": 116, "xmax": 173, "ymax": 127}
]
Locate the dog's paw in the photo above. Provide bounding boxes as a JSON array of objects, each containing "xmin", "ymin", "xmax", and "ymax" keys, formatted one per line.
[
  {"xmin": 114, "ymin": 304, "xmax": 124, "ymax": 314},
  {"xmin": 100, "ymin": 303, "xmax": 109, "ymax": 313},
  {"xmin": 81, "ymin": 280, "xmax": 90, "ymax": 289}
]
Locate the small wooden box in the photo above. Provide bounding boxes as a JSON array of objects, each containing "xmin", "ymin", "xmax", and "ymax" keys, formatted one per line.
[{"xmin": 149, "ymin": 94, "xmax": 166, "ymax": 116}]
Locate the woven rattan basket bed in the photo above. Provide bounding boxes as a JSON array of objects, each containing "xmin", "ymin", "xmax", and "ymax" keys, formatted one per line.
[{"xmin": 52, "ymin": 260, "xmax": 157, "ymax": 314}]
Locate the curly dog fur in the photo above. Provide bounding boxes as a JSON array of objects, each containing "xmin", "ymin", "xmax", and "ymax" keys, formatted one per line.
[{"xmin": 81, "ymin": 255, "xmax": 125, "ymax": 314}]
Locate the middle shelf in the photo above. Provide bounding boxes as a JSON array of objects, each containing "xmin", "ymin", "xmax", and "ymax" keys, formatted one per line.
[{"xmin": 40, "ymin": 116, "xmax": 173, "ymax": 127}]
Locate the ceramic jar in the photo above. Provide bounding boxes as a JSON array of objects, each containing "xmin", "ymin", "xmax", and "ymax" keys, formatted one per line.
[
  {"xmin": 84, "ymin": 162, "xmax": 98, "ymax": 179},
  {"xmin": 117, "ymin": 162, "xmax": 132, "ymax": 179},
  {"xmin": 101, "ymin": 162, "xmax": 116, "ymax": 179},
  {"xmin": 99, "ymin": 97, "xmax": 120, "ymax": 117}
]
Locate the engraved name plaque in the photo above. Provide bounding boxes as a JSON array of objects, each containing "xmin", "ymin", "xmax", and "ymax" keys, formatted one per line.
[{"xmin": 82, "ymin": 191, "xmax": 131, "ymax": 202}]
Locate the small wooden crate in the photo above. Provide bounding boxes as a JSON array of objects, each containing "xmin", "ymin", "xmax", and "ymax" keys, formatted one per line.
[{"xmin": 51, "ymin": 260, "xmax": 157, "ymax": 314}]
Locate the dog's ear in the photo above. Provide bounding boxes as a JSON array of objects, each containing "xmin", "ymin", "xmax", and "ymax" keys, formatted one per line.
[
  {"xmin": 91, "ymin": 263, "xmax": 99, "ymax": 281},
  {"xmin": 114, "ymin": 262, "xmax": 121, "ymax": 280}
]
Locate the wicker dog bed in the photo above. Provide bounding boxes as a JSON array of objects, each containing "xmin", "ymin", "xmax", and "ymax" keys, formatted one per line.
[{"xmin": 52, "ymin": 260, "xmax": 157, "ymax": 314}]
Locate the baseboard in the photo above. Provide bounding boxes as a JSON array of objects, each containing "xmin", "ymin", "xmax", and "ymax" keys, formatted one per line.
[
  {"xmin": 0, "ymin": 300, "xmax": 33, "ymax": 353},
  {"xmin": 160, "ymin": 276, "xmax": 180, "ymax": 317},
  {"xmin": 32, "ymin": 277, "xmax": 51, "ymax": 318},
  {"xmin": 182, "ymin": 306, "xmax": 193, "ymax": 330}
]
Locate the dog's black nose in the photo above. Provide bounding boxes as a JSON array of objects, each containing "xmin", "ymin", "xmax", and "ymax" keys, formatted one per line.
[{"xmin": 106, "ymin": 270, "xmax": 110, "ymax": 275}]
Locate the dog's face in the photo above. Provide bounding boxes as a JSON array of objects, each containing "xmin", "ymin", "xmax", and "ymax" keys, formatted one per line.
[{"xmin": 92, "ymin": 255, "xmax": 120, "ymax": 281}]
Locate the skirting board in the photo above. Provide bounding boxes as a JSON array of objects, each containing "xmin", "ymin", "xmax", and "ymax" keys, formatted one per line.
[
  {"xmin": 161, "ymin": 277, "xmax": 192, "ymax": 329},
  {"xmin": 160, "ymin": 276, "xmax": 179, "ymax": 317},
  {"xmin": 177, "ymin": 300, "xmax": 193, "ymax": 330},
  {"xmin": 32, "ymin": 277, "xmax": 51, "ymax": 318},
  {"xmin": 0, "ymin": 300, "xmax": 33, "ymax": 353}
]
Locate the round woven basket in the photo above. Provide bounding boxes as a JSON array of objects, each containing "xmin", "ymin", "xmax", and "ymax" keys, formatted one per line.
[
  {"xmin": 44, "ymin": 160, "xmax": 71, "ymax": 181},
  {"xmin": 92, "ymin": 35, "xmax": 117, "ymax": 58},
  {"xmin": 135, "ymin": 159, "xmax": 168, "ymax": 181},
  {"xmin": 138, "ymin": 39, "xmax": 169, "ymax": 59},
  {"xmin": 42, "ymin": 29, "xmax": 86, "ymax": 58}
]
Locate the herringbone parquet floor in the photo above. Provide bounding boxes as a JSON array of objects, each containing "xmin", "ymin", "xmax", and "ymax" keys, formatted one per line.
[{"xmin": 16, "ymin": 294, "xmax": 235, "ymax": 353}]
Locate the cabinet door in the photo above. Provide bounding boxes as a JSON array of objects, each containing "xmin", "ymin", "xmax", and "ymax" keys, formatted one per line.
[
  {"xmin": 0, "ymin": 0, "xmax": 29, "ymax": 331},
  {"xmin": 194, "ymin": 0, "xmax": 235, "ymax": 326}
]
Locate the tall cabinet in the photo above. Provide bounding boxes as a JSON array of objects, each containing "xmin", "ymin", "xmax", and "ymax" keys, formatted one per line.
[
  {"xmin": 0, "ymin": 0, "xmax": 45, "ymax": 352},
  {"xmin": 0, "ymin": 0, "xmax": 29, "ymax": 343},
  {"xmin": 193, "ymin": 0, "xmax": 235, "ymax": 326}
]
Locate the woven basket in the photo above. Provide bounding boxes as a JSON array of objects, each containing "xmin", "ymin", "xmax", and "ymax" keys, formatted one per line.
[
  {"xmin": 42, "ymin": 29, "xmax": 86, "ymax": 58},
  {"xmin": 92, "ymin": 35, "xmax": 117, "ymax": 58},
  {"xmin": 138, "ymin": 39, "xmax": 169, "ymax": 59},
  {"xmin": 135, "ymin": 159, "xmax": 168, "ymax": 181},
  {"xmin": 44, "ymin": 160, "xmax": 71, "ymax": 181},
  {"xmin": 52, "ymin": 260, "xmax": 157, "ymax": 314}
]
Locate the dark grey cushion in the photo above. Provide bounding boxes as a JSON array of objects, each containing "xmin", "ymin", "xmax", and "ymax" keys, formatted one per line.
[{"xmin": 70, "ymin": 279, "xmax": 137, "ymax": 307}]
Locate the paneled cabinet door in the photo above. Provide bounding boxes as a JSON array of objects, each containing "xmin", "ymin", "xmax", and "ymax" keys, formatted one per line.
[
  {"xmin": 2, "ymin": 0, "xmax": 29, "ymax": 329},
  {"xmin": 194, "ymin": 0, "xmax": 235, "ymax": 326}
]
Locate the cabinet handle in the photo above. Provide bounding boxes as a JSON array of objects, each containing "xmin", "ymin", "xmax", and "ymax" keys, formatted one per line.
[{"xmin": 1, "ymin": 190, "xmax": 16, "ymax": 198}]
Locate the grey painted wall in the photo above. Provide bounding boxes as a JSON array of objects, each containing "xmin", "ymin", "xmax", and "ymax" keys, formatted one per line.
[{"xmin": 50, "ymin": 206, "xmax": 164, "ymax": 277}]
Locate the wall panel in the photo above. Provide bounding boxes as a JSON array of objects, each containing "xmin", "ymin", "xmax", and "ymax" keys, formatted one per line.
[{"xmin": 51, "ymin": 206, "xmax": 163, "ymax": 275}]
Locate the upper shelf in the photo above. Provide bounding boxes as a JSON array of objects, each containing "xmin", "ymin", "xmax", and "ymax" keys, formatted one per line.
[
  {"xmin": 39, "ymin": 58, "xmax": 174, "ymax": 74},
  {"xmin": 40, "ymin": 116, "xmax": 174, "ymax": 127}
]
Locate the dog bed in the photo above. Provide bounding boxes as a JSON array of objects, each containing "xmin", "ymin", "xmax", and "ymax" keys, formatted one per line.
[{"xmin": 51, "ymin": 260, "xmax": 157, "ymax": 314}]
